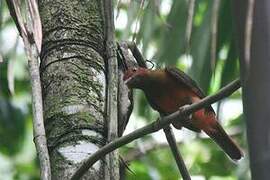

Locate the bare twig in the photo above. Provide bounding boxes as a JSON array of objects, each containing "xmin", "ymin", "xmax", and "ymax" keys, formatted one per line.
[
  {"xmin": 132, "ymin": 0, "xmax": 145, "ymax": 42},
  {"xmin": 6, "ymin": 1, "xmax": 51, "ymax": 180},
  {"xmin": 123, "ymin": 141, "xmax": 171, "ymax": 162},
  {"xmin": 26, "ymin": 0, "xmax": 42, "ymax": 52},
  {"xmin": 29, "ymin": 44, "xmax": 51, "ymax": 180},
  {"xmin": 126, "ymin": 41, "xmax": 147, "ymax": 67},
  {"xmin": 116, "ymin": 0, "xmax": 122, "ymax": 19},
  {"xmin": 104, "ymin": 0, "xmax": 119, "ymax": 179},
  {"xmin": 163, "ymin": 126, "xmax": 191, "ymax": 180},
  {"xmin": 7, "ymin": 36, "xmax": 20, "ymax": 95},
  {"xmin": 210, "ymin": 0, "xmax": 221, "ymax": 71},
  {"xmin": 6, "ymin": 0, "xmax": 26, "ymax": 36},
  {"xmin": 244, "ymin": 0, "xmax": 255, "ymax": 81},
  {"xmin": 185, "ymin": 0, "xmax": 195, "ymax": 53},
  {"xmin": 71, "ymin": 78, "xmax": 241, "ymax": 180}
]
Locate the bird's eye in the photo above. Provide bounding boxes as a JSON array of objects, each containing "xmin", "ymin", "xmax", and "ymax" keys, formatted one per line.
[{"xmin": 132, "ymin": 68, "xmax": 137, "ymax": 72}]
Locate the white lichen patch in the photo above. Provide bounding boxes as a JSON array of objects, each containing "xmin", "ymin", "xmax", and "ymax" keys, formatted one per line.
[
  {"xmin": 62, "ymin": 52, "xmax": 76, "ymax": 58},
  {"xmin": 61, "ymin": 104, "xmax": 88, "ymax": 115},
  {"xmin": 82, "ymin": 129, "xmax": 103, "ymax": 139},
  {"xmin": 58, "ymin": 140, "xmax": 101, "ymax": 170}
]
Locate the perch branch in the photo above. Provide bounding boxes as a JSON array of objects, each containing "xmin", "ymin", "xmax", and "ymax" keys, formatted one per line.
[{"xmin": 71, "ymin": 78, "xmax": 241, "ymax": 180}]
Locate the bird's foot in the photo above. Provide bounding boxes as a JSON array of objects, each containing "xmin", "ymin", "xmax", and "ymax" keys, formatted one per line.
[{"xmin": 178, "ymin": 104, "xmax": 191, "ymax": 120}]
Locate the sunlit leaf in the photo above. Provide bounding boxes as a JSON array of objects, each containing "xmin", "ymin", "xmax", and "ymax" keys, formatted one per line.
[
  {"xmin": 158, "ymin": 0, "xmax": 188, "ymax": 65},
  {"xmin": 189, "ymin": 0, "xmax": 212, "ymax": 92}
]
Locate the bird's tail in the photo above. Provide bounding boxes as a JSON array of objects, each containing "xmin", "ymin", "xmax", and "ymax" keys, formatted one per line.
[{"xmin": 204, "ymin": 121, "xmax": 244, "ymax": 161}]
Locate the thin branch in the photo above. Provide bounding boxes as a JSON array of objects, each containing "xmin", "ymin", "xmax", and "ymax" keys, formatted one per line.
[
  {"xmin": 6, "ymin": 0, "xmax": 26, "ymax": 36},
  {"xmin": 244, "ymin": 0, "xmax": 255, "ymax": 81},
  {"xmin": 123, "ymin": 141, "xmax": 172, "ymax": 162},
  {"xmin": 185, "ymin": 0, "xmax": 195, "ymax": 53},
  {"xmin": 163, "ymin": 126, "xmax": 191, "ymax": 180},
  {"xmin": 126, "ymin": 41, "xmax": 147, "ymax": 68},
  {"xmin": 71, "ymin": 78, "xmax": 241, "ymax": 180},
  {"xmin": 29, "ymin": 44, "xmax": 51, "ymax": 180},
  {"xmin": 104, "ymin": 0, "xmax": 119, "ymax": 179},
  {"xmin": 26, "ymin": 0, "xmax": 42, "ymax": 52},
  {"xmin": 132, "ymin": 0, "xmax": 145, "ymax": 42},
  {"xmin": 6, "ymin": 1, "xmax": 51, "ymax": 180},
  {"xmin": 210, "ymin": 0, "xmax": 221, "ymax": 71}
]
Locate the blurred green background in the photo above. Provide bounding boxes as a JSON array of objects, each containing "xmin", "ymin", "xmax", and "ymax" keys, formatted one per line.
[{"xmin": 0, "ymin": 0, "xmax": 248, "ymax": 179}]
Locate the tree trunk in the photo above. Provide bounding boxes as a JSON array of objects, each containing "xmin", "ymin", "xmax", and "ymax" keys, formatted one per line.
[
  {"xmin": 233, "ymin": 1, "xmax": 270, "ymax": 179},
  {"xmin": 39, "ymin": 0, "xmax": 108, "ymax": 179}
]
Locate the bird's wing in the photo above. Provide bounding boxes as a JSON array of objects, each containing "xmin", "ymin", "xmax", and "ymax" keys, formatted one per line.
[{"xmin": 165, "ymin": 67, "xmax": 214, "ymax": 113}]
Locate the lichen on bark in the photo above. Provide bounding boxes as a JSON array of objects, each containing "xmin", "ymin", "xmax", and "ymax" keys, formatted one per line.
[{"xmin": 38, "ymin": 0, "xmax": 107, "ymax": 179}]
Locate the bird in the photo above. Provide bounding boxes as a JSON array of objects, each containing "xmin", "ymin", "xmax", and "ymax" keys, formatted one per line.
[{"xmin": 123, "ymin": 66, "xmax": 243, "ymax": 161}]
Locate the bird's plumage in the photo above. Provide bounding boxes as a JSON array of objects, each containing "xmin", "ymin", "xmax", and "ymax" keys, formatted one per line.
[{"xmin": 124, "ymin": 67, "xmax": 243, "ymax": 160}]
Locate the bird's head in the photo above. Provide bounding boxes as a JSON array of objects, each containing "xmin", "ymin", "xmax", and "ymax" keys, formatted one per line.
[{"xmin": 123, "ymin": 67, "xmax": 149, "ymax": 89}]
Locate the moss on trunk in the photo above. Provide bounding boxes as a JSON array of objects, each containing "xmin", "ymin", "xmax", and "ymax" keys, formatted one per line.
[{"xmin": 39, "ymin": 0, "xmax": 107, "ymax": 179}]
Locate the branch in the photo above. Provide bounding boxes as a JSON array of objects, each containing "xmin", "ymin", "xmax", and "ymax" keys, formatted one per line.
[
  {"xmin": 185, "ymin": 0, "xmax": 195, "ymax": 53},
  {"xmin": 104, "ymin": 0, "xmax": 119, "ymax": 179},
  {"xmin": 71, "ymin": 78, "xmax": 241, "ymax": 180},
  {"xmin": 210, "ymin": 0, "xmax": 221, "ymax": 71},
  {"xmin": 126, "ymin": 41, "xmax": 147, "ymax": 68},
  {"xmin": 244, "ymin": 0, "xmax": 255, "ymax": 81},
  {"xmin": 6, "ymin": 1, "xmax": 51, "ymax": 180},
  {"xmin": 163, "ymin": 126, "xmax": 191, "ymax": 180},
  {"xmin": 123, "ymin": 141, "xmax": 172, "ymax": 162}
]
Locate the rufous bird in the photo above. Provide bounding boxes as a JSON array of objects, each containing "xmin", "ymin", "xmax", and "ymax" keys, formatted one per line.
[{"xmin": 123, "ymin": 67, "xmax": 243, "ymax": 160}]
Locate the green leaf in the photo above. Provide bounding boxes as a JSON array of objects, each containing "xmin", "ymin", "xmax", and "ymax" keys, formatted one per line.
[
  {"xmin": 189, "ymin": 0, "xmax": 212, "ymax": 92},
  {"xmin": 137, "ymin": 1, "xmax": 160, "ymax": 55},
  {"xmin": 158, "ymin": 0, "xmax": 188, "ymax": 65}
]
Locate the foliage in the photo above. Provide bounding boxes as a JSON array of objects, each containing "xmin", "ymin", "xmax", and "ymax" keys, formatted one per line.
[
  {"xmin": 0, "ymin": 0, "xmax": 247, "ymax": 179},
  {"xmin": 116, "ymin": 0, "xmax": 246, "ymax": 179}
]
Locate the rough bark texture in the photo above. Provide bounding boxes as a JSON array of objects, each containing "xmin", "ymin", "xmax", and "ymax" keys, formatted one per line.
[
  {"xmin": 234, "ymin": 1, "xmax": 270, "ymax": 179},
  {"xmin": 38, "ymin": 0, "xmax": 107, "ymax": 179}
]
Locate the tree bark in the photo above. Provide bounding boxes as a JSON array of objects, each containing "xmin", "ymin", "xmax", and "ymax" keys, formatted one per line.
[
  {"xmin": 233, "ymin": 1, "xmax": 270, "ymax": 179},
  {"xmin": 39, "ymin": 0, "xmax": 107, "ymax": 179}
]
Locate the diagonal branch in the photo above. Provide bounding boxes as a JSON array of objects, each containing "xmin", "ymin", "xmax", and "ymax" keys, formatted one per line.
[
  {"xmin": 71, "ymin": 78, "xmax": 241, "ymax": 180},
  {"xmin": 126, "ymin": 41, "xmax": 147, "ymax": 68}
]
